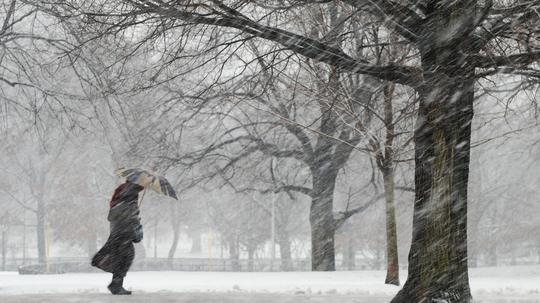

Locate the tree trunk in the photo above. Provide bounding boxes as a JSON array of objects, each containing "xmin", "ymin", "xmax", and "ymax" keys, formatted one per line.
[
  {"xmin": 277, "ymin": 227, "xmax": 293, "ymax": 271},
  {"xmin": 391, "ymin": 72, "xmax": 474, "ymax": 303},
  {"xmin": 247, "ymin": 246, "xmax": 254, "ymax": 272},
  {"xmin": 168, "ymin": 232, "xmax": 179, "ymax": 259},
  {"xmin": 383, "ymin": 167, "xmax": 399, "ymax": 285},
  {"xmin": 154, "ymin": 217, "xmax": 158, "ymax": 259},
  {"xmin": 487, "ymin": 241, "xmax": 498, "ymax": 266},
  {"xmin": 228, "ymin": 236, "xmax": 240, "ymax": 271},
  {"xmin": 309, "ymin": 172, "xmax": 337, "ymax": 271},
  {"xmin": 36, "ymin": 198, "xmax": 47, "ymax": 265},
  {"xmin": 168, "ymin": 202, "xmax": 181, "ymax": 259},
  {"xmin": 22, "ymin": 213, "xmax": 27, "ymax": 264}
]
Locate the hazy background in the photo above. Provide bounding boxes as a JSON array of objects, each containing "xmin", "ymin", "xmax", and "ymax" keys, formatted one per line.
[{"xmin": 0, "ymin": 0, "xmax": 539, "ymax": 275}]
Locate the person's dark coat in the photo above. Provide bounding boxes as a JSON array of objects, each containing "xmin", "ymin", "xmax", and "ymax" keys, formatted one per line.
[{"xmin": 91, "ymin": 182, "xmax": 144, "ymax": 277}]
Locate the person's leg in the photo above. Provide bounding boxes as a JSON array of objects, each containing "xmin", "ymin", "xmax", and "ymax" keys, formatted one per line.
[
  {"xmin": 108, "ymin": 241, "xmax": 135, "ymax": 295},
  {"xmin": 108, "ymin": 272, "xmax": 131, "ymax": 295}
]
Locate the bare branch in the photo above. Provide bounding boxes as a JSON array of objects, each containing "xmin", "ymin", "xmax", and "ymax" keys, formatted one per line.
[
  {"xmin": 342, "ymin": 0, "xmax": 423, "ymax": 42},
  {"xmin": 334, "ymin": 192, "xmax": 383, "ymax": 229},
  {"xmin": 126, "ymin": 0, "xmax": 422, "ymax": 86},
  {"xmin": 473, "ymin": 51, "xmax": 540, "ymax": 69},
  {"xmin": 1, "ymin": 190, "xmax": 37, "ymax": 213}
]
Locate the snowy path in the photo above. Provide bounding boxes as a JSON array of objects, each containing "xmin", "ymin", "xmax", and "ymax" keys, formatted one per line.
[
  {"xmin": 0, "ymin": 293, "xmax": 392, "ymax": 303},
  {"xmin": 0, "ymin": 266, "xmax": 539, "ymax": 302},
  {"xmin": 0, "ymin": 292, "xmax": 538, "ymax": 303}
]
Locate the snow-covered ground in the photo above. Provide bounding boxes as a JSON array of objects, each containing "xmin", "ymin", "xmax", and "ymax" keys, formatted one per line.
[{"xmin": 0, "ymin": 266, "xmax": 539, "ymax": 302}]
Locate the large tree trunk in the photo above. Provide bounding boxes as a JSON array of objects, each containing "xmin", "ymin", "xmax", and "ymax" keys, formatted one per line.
[
  {"xmin": 391, "ymin": 71, "xmax": 474, "ymax": 302},
  {"xmin": 381, "ymin": 81, "xmax": 400, "ymax": 285},
  {"xmin": 277, "ymin": 227, "xmax": 293, "ymax": 271},
  {"xmin": 383, "ymin": 166, "xmax": 399, "ymax": 285},
  {"xmin": 309, "ymin": 171, "xmax": 337, "ymax": 271}
]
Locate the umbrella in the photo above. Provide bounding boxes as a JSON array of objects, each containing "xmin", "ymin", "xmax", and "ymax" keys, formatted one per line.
[{"xmin": 115, "ymin": 167, "xmax": 178, "ymax": 200}]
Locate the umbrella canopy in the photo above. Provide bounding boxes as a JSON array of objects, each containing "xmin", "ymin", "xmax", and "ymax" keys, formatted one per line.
[{"xmin": 115, "ymin": 168, "xmax": 178, "ymax": 200}]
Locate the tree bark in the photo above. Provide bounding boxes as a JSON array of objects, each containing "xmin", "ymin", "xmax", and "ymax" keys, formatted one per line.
[
  {"xmin": 383, "ymin": 166, "xmax": 400, "ymax": 285},
  {"xmin": 382, "ymin": 81, "xmax": 399, "ymax": 285},
  {"xmin": 391, "ymin": 72, "xmax": 474, "ymax": 302},
  {"xmin": 309, "ymin": 171, "xmax": 337, "ymax": 271},
  {"xmin": 364, "ymin": 76, "xmax": 402, "ymax": 281}
]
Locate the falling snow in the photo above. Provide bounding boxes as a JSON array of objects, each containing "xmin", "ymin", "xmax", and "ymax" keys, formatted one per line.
[{"xmin": 1, "ymin": 1, "xmax": 539, "ymax": 303}]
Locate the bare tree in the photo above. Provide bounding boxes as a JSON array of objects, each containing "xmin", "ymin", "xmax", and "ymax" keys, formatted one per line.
[
  {"xmin": 0, "ymin": 124, "xmax": 79, "ymax": 265},
  {"xmin": 37, "ymin": 1, "xmax": 540, "ymax": 301}
]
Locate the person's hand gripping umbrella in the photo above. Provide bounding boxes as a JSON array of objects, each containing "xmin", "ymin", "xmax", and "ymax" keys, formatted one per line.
[{"xmin": 115, "ymin": 168, "xmax": 178, "ymax": 206}]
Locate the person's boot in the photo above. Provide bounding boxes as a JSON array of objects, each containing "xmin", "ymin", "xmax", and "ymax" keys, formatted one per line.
[{"xmin": 108, "ymin": 276, "xmax": 132, "ymax": 295}]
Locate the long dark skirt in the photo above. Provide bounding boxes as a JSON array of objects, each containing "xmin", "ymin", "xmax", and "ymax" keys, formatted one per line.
[{"xmin": 91, "ymin": 235, "xmax": 134, "ymax": 277}]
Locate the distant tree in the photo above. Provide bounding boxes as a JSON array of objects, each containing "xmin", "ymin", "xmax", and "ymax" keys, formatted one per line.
[
  {"xmin": 1, "ymin": 126, "xmax": 74, "ymax": 264},
  {"xmin": 206, "ymin": 190, "xmax": 271, "ymax": 271},
  {"xmin": 49, "ymin": 150, "xmax": 115, "ymax": 258}
]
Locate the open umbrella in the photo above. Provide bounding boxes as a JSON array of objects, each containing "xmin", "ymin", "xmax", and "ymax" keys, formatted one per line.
[{"xmin": 115, "ymin": 167, "xmax": 178, "ymax": 201}]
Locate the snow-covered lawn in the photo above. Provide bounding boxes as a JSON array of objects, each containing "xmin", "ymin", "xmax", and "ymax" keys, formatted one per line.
[{"xmin": 0, "ymin": 266, "xmax": 539, "ymax": 302}]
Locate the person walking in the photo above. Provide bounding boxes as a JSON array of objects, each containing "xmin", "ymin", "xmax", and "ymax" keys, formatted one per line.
[{"xmin": 91, "ymin": 181, "xmax": 144, "ymax": 295}]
